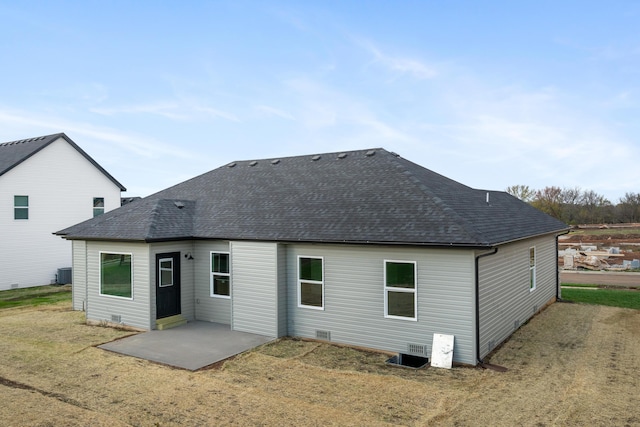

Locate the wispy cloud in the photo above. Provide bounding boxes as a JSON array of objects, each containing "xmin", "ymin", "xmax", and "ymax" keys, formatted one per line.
[
  {"xmin": 90, "ymin": 101, "xmax": 240, "ymax": 122},
  {"xmin": 254, "ymin": 104, "xmax": 295, "ymax": 120},
  {"xmin": 0, "ymin": 108, "xmax": 193, "ymax": 159},
  {"xmin": 354, "ymin": 38, "xmax": 437, "ymax": 80},
  {"xmin": 90, "ymin": 103, "xmax": 187, "ymax": 120}
]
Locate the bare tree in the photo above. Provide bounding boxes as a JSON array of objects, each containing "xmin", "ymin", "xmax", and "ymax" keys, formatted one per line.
[
  {"xmin": 505, "ymin": 184, "xmax": 536, "ymax": 202},
  {"xmin": 617, "ymin": 192, "xmax": 640, "ymax": 223},
  {"xmin": 531, "ymin": 186, "xmax": 563, "ymax": 219}
]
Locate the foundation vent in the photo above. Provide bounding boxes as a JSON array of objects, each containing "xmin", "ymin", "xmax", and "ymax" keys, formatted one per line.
[
  {"xmin": 315, "ymin": 330, "xmax": 331, "ymax": 341},
  {"xmin": 487, "ymin": 340, "xmax": 496, "ymax": 353},
  {"xmin": 11, "ymin": 283, "xmax": 19, "ymax": 289},
  {"xmin": 111, "ymin": 314, "xmax": 122, "ymax": 323},
  {"xmin": 407, "ymin": 343, "xmax": 427, "ymax": 356}
]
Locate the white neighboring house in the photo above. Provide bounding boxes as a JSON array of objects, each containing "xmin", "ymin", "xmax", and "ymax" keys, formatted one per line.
[{"xmin": 0, "ymin": 133, "xmax": 126, "ymax": 290}]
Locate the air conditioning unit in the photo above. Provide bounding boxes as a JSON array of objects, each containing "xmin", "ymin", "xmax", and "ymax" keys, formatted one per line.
[{"xmin": 56, "ymin": 267, "xmax": 72, "ymax": 284}]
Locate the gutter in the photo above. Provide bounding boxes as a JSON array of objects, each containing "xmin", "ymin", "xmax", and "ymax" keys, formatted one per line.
[
  {"xmin": 556, "ymin": 229, "xmax": 571, "ymax": 301},
  {"xmin": 475, "ymin": 247, "xmax": 499, "ymax": 365}
]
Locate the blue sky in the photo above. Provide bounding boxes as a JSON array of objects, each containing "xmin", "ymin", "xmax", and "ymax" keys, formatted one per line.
[{"xmin": 1, "ymin": 1, "xmax": 639, "ymax": 202}]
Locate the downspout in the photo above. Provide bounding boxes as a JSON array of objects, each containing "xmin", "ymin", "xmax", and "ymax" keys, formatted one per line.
[
  {"xmin": 556, "ymin": 230, "xmax": 571, "ymax": 301},
  {"xmin": 475, "ymin": 247, "xmax": 499, "ymax": 365}
]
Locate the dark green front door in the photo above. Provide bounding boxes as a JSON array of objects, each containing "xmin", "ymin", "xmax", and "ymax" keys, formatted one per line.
[{"xmin": 156, "ymin": 252, "xmax": 181, "ymax": 319}]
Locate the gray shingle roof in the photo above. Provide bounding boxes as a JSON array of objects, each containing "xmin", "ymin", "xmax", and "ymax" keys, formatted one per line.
[
  {"xmin": 56, "ymin": 148, "xmax": 568, "ymax": 247},
  {"xmin": 0, "ymin": 133, "xmax": 126, "ymax": 191}
]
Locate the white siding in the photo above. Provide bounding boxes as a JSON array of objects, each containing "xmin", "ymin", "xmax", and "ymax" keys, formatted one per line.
[
  {"xmin": 0, "ymin": 137, "xmax": 122, "ymax": 289},
  {"xmin": 478, "ymin": 235, "xmax": 558, "ymax": 359},
  {"xmin": 71, "ymin": 240, "xmax": 87, "ymax": 310},
  {"xmin": 286, "ymin": 244, "xmax": 477, "ymax": 365},
  {"xmin": 193, "ymin": 241, "xmax": 231, "ymax": 324},
  {"xmin": 150, "ymin": 242, "xmax": 196, "ymax": 323},
  {"xmin": 85, "ymin": 241, "xmax": 151, "ymax": 330},
  {"xmin": 231, "ymin": 241, "xmax": 281, "ymax": 337}
]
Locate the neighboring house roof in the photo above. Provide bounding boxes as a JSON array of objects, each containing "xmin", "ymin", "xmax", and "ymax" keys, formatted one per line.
[
  {"xmin": 56, "ymin": 148, "xmax": 568, "ymax": 247},
  {"xmin": 0, "ymin": 133, "xmax": 126, "ymax": 191}
]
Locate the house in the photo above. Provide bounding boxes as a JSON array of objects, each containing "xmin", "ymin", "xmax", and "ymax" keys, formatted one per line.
[
  {"xmin": 56, "ymin": 148, "xmax": 568, "ymax": 366},
  {"xmin": 0, "ymin": 133, "xmax": 126, "ymax": 290}
]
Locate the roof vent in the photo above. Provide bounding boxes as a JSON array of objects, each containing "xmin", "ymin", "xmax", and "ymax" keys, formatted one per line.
[
  {"xmin": 390, "ymin": 152, "xmax": 400, "ymax": 157},
  {"xmin": 337, "ymin": 153, "xmax": 347, "ymax": 159},
  {"xmin": 271, "ymin": 159, "xmax": 280, "ymax": 165},
  {"xmin": 249, "ymin": 161, "xmax": 258, "ymax": 167},
  {"xmin": 227, "ymin": 162, "xmax": 236, "ymax": 168},
  {"xmin": 311, "ymin": 155, "xmax": 321, "ymax": 161},
  {"xmin": 174, "ymin": 201, "xmax": 185, "ymax": 209},
  {"xmin": 365, "ymin": 150, "xmax": 376, "ymax": 157}
]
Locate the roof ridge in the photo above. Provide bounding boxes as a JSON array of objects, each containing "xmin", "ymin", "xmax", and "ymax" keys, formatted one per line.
[
  {"xmin": 0, "ymin": 133, "xmax": 64, "ymax": 147},
  {"xmin": 145, "ymin": 199, "xmax": 163, "ymax": 240},
  {"xmin": 231, "ymin": 147, "xmax": 386, "ymax": 165},
  {"xmin": 387, "ymin": 154, "xmax": 490, "ymax": 245}
]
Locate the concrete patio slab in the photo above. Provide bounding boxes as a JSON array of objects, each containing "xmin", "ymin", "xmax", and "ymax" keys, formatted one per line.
[{"xmin": 99, "ymin": 321, "xmax": 274, "ymax": 370}]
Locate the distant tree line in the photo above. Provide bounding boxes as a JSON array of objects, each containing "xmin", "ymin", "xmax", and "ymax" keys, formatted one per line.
[{"xmin": 505, "ymin": 185, "xmax": 640, "ymax": 225}]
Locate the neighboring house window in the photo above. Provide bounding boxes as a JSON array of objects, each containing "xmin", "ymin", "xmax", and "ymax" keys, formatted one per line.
[
  {"xmin": 100, "ymin": 252, "xmax": 133, "ymax": 299},
  {"xmin": 93, "ymin": 197, "xmax": 105, "ymax": 217},
  {"xmin": 14, "ymin": 195, "xmax": 28, "ymax": 220},
  {"xmin": 158, "ymin": 258, "xmax": 173, "ymax": 287},
  {"xmin": 384, "ymin": 260, "xmax": 417, "ymax": 320},
  {"xmin": 210, "ymin": 252, "xmax": 230, "ymax": 297},
  {"xmin": 298, "ymin": 256, "xmax": 324, "ymax": 309},
  {"xmin": 529, "ymin": 247, "xmax": 536, "ymax": 291}
]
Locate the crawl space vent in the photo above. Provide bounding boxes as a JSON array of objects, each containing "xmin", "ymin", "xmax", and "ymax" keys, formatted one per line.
[
  {"xmin": 407, "ymin": 343, "xmax": 427, "ymax": 356},
  {"xmin": 315, "ymin": 330, "xmax": 331, "ymax": 341},
  {"xmin": 111, "ymin": 314, "xmax": 122, "ymax": 323}
]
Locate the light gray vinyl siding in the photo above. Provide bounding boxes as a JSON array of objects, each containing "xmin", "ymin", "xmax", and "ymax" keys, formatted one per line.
[
  {"xmin": 230, "ymin": 241, "xmax": 280, "ymax": 337},
  {"xmin": 193, "ymin": 241, "xmax": 231, "ymax": 324},
  {"xmin": 287, "ymin": 244, "xmax": 476, "ymax": 365},
  {"xmin": 277, "ymin": 244, "xmax": 288, "ymax": 337},
  {"xmin": 478, "ymin": 235, "xmax": 558, "ymax": 359},
  {"xmin": 71, "ymin": 240, "xmax": 87, "ymax": 311},
  {"xmin": 85, "ymin": 241, "xmax": 151, "ymax": 330},
  {"xmin": 150, "ymin": 242, "xmax": 195, "ymax": 323}
]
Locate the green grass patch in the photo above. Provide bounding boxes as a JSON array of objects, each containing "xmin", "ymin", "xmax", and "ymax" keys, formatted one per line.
[
  {"xmin": 0, "ymin": 285, "xmax": 71, "ymax": 309},
  {"xmin": 561, "ymin": 283, "xmax": 601, "ymax": 288},
  {"xmin": 568, "ymin": 227, "xmax": 640, "ymax": 237},
  {"xmin": 561, "ymin": 287, "xmax": 640, "ymax": 310}
]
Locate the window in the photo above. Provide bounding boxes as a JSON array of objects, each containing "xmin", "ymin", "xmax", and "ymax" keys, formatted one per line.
[
  {"xmin": 529, "ymin": 247, "xmax": 536, "ymax": 291},
  {"xmin": 14, "ymin": 195, "xmax": 28, "ymax": 220},
  {"xmin": 93, "ymin": 197, "xmax": 105, "ymax": 217},
  {"xmin": 210, "ymin": 252, "xmax": 230, "ymax": 297},
  {"xmin": 384, "ymin": 260, "xmax": 417, "ymax": 320},
  {"xmin": 100, "ymin": 252, "xmax": 132, "ymax": 299},
  {"xmin": 298, "ymin": 256, "xmax": 324, "ymax": 309},
  {"xmin": 158, "ymin": 258, "xmax": 173, "ymax": 287}
]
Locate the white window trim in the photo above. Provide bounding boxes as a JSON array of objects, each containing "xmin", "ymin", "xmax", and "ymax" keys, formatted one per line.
[
  {"xmin": 93, "ymin": 197, "xmax": 105, "ymax": 217},
  {"xmin": 158, "ymin": 257, "xmax": 173, "ymax": 287},
  {"xmin": 529, "ymin": 247, "xmax": 537, "ymax": 292},
  {"xmin": 297, "ymin": 255, "xmax": 324, "ymax": 310},
  {"xmin": 210, "ymin": 251, "xmax": 231, "ymax": 299},
  {"xmin": 99, "ymin": 251, "xmax": 134, "ymax": 300},
  {"xmin": 14, "ymin": 195, "xmax": 29, "ymax": 220},
  {"xmin": 384, "ymin": 259, "xmax": 418, "ymax": 321}
]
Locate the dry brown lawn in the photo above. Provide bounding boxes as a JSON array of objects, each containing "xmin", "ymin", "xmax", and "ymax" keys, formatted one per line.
[{"xmin": 0, "ymin": 301, "xmax": 638, "ymax": 426}]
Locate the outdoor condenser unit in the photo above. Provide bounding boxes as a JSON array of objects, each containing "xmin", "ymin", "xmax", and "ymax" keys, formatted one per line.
[{"xmin": 56, "ymin": 267, "xmax": 72, "ymax": 284}]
